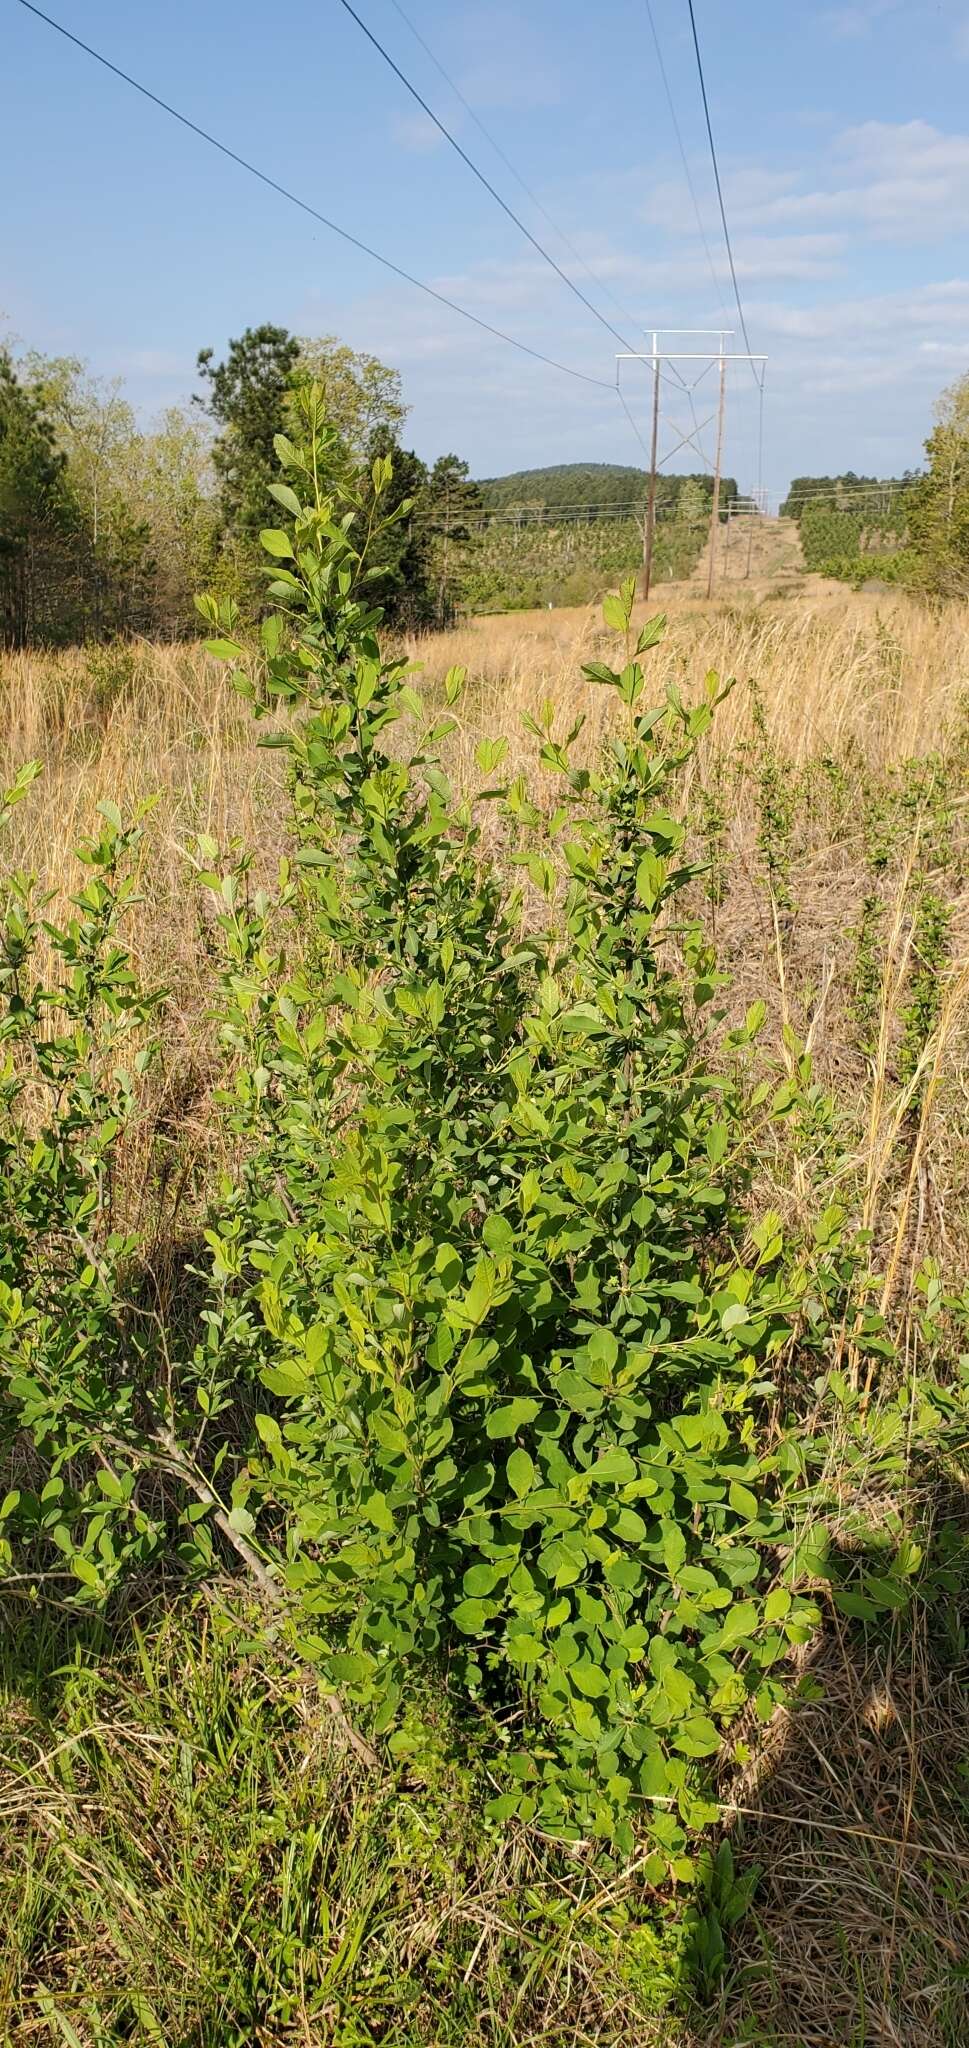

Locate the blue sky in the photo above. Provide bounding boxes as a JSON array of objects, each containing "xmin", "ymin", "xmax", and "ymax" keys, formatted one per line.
[{"xmin": 4, "ymin": 0, "xmax": 969, "ymax": 496}]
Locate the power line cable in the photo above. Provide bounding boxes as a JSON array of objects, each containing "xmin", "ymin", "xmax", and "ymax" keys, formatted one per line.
[
  {"xmin": 642, "ymin": 0, "xmax": 729, "ymax": 319},
  {"xmin": 334, "ymin": 0, "xmax": 637, "ymax": 351},
  {"xmin": 684, "ymin": 0, "xmax": 755, "ymax": 368},
  {"xmin": 386, "ymin": 0, "xmax": 650, "ymax": 343},
  {"xmin": 14, "ymin": 0, "xmax": 613, "ymax": 393},
  {"xmin": 781, "ymin": 485, "xmax": 915, "ymax": 506},
  {"xmin": 614, "ymin": 383, "xmax": 655, "ymax": 465}
]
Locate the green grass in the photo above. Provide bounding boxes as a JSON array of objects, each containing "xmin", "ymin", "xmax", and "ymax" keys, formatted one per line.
[
  {"xmin": 4, "ymin": 1545, "xmax": 969, "ymax": 2047},
  {"xmin": 0, "ymin": 1600, "xmax": 696, "ymax": 2047}
]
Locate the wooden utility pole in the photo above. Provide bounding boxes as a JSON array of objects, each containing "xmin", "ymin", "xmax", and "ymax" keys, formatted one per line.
[
  {"xmin": 642, "ymin": 338, "xmax": 661, "ymax": 601},
  {"xmin": 705, "ymin": 346, "xmax": 727, "ymax": 600}
]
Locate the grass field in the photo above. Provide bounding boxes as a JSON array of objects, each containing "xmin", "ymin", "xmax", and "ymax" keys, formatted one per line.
[{"xmin": 2, "ymin": 583, "xmax": 969, "ymax": 2045}]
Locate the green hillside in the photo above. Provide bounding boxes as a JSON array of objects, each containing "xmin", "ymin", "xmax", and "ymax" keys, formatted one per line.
[{"xmin": 477, "ymin": 461, "xmax": 738, "ymax": 520}]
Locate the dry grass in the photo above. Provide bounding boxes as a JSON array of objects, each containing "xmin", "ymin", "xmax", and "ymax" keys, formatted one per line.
[
  {"xmin": 409, "ymin": 585, "xmax": 969, "ymax": 771},
  {"xmin": 4, "ymin": 585, "xmax": 968, "ymax": 1006},
  {"xmin": 713, "ymin": 1598, "xmax": 969, "ymax": 2046},
  {"xmin": 3, "ymin": 585, "xmax": 969, "ymax": 1279}
]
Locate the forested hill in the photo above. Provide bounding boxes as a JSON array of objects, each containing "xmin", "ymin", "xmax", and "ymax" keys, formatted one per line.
[{"xmin": 477, "ymin": 462, "xmax": 737, "ymax": 519}]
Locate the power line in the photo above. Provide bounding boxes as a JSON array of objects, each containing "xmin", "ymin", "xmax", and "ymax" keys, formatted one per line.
[
  {"xmin": 14, "ymin": 0, "xmax": 613, "ymax": 394},
  {"xmin": 642, "ymin": 0, "xmax": 729, "ymax": 319},
  {"xmin": 335, "ymin": 0, "xmax": 637, "ymax": 351},
  {"xmin": 386, "ymin": 0, "xmax": 650, "ymax": 343},
  {"xmin": 781, "ymin": 480, "xmax": 917, "ymax": 496},
  {"xmin": 615, "ymin": 383, "xmax": 655, "ymax": 465},
  {"xmin": 781, "ymin": 485, "xmax": 916, "ymax": 506},
  {"xmin": 684, "ymin": 0, "xmax": 755, "ymax": 367},
  {"xmin": 472, "ymin": 508, "xmax": 719, "ymax": 529}
]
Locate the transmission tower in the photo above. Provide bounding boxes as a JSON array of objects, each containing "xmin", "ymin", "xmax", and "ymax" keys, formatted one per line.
[{"xmin": 616, "ymin": 332, "xmax": 767, "ymax": 599}]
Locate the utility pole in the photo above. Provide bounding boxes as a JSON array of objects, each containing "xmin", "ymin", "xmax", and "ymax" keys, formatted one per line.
[
  {"xmin": 642, "ymin": 333, "xmax": 661, "ymax": 601},
  {"xmin": 706, "ymin": 342, "xmax": 727, "ymax": 601},
  {"xmin": 615, "ymin": 334, "xmax": 767, "ymax": 602}
]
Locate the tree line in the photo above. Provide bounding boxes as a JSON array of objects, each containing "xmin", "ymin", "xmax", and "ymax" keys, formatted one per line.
[
  {"xmin": 780, "ymin": 375, "xmax": 969, "ymax": 594},
  {"xmin": 0, "ymin": 323, "xmax": 482, "ymax": 647}
]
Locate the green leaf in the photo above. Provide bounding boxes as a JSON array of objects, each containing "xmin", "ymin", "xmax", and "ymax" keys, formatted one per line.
[
  {"xmin": 863, "ymin": 1572, "xmax": 911, "ymax": 1611},
  {"xmin": 672, "ymin": 1715, "xmax": 720, "ymax": 1757},
  {"xmin": 260, "ymin": 1363, "xmax": 309, "ymax": 1397},
  {"xmin": 506, "ymin": 1633, "xmax": 544, "ymax": 1665},
  {"xmin": 325, "ymin": 1651, "xmax": 375, "ymax": 1686},
  {"xmin": 360, "ymin": 1489, "xmax": 395, "ymax": 1533},
  {"xmin": 506, "ymin": 1448, "xmax": 536, "ymax": 1499},
  {"xmin": 711, "ymin": 1599, "xmax": 760, "ymax": 1650},
  {"xmin": 486, "ymin": 1792, "xmax": 520, "ymax": 1821},
  {"xmin": 260, "ymin": 528, "xmax": 294, "ymax": 559},
  {"xmin": 705, "ymin": 1122, "xmax": 728, "ymax": 1166},
  {"xmin": 571, "ymin": 1660, "xmax": 609, "ymax": 1698},
  {"xmin": 269, "ymin": 481, "xmax": 302, "ymax": 517},
  {"xmin": 660, "ymin": 1520, "xmax": 687, "ymax": 1576},
  {"xmin": 555, "ymin": 1370, "xmax": 604, "ymax": 1415},
  {"xmin": 204, "ymin": 637, "xmax": 244, "ymax": 662},
  {"xmin": 636, "ymin": 850, "xmax": 666, "ymax": 909},
  {"xmin": 635, "ymin": 611, "xmax": 666, "ymax": 653},
  {"xmin": 453, "ymin": 1598, "xmax": 492, "ymax": 1634},
  {"xmin": 487, "ymin": 1399, "xmax": 541, "ymax": 1438},
  {"xmin": 463, "ymin": 1563, "xmax": 501, "ymax": 1597}
]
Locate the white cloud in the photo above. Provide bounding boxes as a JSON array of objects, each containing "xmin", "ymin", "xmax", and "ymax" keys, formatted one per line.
[{"xmin": 645, "ymin": 121, "xmax": 969, "ymax": 248}]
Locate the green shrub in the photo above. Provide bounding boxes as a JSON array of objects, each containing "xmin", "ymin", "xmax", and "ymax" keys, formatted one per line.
[
  {"xmin": 813, "ymin": 549, "xmax": 922, "ymax": 589},
  {"xmin": 194, "ymin": 388, "xmax": 826, "ymax": 1859},
  {"xmin": 0, "ymin": 774, "xmax": 168, "ymax": 1595}
]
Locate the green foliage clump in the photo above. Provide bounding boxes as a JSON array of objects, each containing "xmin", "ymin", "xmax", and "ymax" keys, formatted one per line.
[
  {"xmin": 812, "ymin": 549, "xmax": 922, "ymax": 589},
  {"xmin": 0, "ymin": 349, "xmax": 79, "ymax": 647},
  {"xmin": 0, "ymin": 775, "xmax": 168, "ymax": 1593},
  {"xmin": 799, "ymin": 502, "xmax": 865, "ymax": 571},
  {"xmin": 906, "ymin": 372, "xmax": 969, "ymax": 596},
  {"xmin": 784, "ymin": 475, "xmax": 917, "ymax": 588},
  {"xmin": 193, "ymin": 392, "xmax": 828, "ymax": 1859}
]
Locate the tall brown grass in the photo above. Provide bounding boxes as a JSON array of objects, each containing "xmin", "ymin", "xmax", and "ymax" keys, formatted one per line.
[{"xmin": 2, "ymin": 587, "xmax": 968, "ymax": 1263}]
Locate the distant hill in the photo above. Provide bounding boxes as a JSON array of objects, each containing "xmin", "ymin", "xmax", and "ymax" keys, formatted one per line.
[{"xmin": 477, "ymin": 462, "xmax": 737, "ymax": 521}]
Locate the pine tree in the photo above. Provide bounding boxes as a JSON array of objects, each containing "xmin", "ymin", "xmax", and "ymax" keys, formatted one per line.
[{"xmin": 426, "ymin": 455, "xmax": 483, "ymax": 626}]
